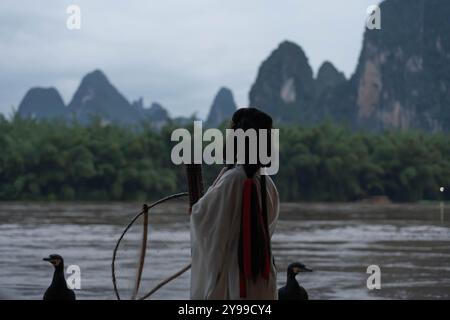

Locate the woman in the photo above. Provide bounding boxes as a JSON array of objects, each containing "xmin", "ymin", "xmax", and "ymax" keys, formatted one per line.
[{"xmin": 190, "ymin": 108, "xmax": 279, "ymax": 300}]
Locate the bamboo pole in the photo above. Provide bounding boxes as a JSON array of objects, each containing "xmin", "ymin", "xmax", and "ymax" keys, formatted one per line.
[{"xmin": 131, "ymin": 204, "xmax": 149, "ymax": 300}]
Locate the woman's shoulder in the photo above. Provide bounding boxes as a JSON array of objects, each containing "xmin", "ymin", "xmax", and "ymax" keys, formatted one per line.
[
  {"xmin": 217, "ymin": 166, "xmax": 246, "ymax": 186},
  {"xmin": 201, "ymin": 166, "xmax": 245, "ymax": 197}
]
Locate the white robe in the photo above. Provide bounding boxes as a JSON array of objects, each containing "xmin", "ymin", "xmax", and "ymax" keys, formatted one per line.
[{"xmin": 190, "ymin": 165, "xmax": 280, "ymax": 300}]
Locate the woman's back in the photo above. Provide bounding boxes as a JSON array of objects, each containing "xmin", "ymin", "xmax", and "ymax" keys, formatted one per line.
[{"xmin": 190, "ymin": 165, "xmax": 279, "ymax": 299}]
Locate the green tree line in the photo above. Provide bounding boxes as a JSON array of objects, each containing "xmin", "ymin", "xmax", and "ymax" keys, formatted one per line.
[{"xmin": 0, "ymin": 114, "xmax": 449, "ymax": 202}]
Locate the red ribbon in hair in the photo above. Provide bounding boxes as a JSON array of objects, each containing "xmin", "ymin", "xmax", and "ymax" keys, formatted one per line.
[{"xmin": 239, "ymin": 178, "xmax": 271, "ymax": 298}]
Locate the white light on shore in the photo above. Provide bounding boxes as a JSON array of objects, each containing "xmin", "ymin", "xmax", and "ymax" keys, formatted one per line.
[{"xmin": 440, "ymin": 187, "xmax": 445, "ymax": 192}]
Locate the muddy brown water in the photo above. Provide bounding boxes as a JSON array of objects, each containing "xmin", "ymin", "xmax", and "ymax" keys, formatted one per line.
[{"xmin": 0, "ymin": 202, "xmax": 449, "ymax": 299}]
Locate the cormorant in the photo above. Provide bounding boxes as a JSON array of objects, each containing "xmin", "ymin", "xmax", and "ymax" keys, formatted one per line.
[
  {"xmin": 43, "ymin": 254, "xmax": 76, "ymax": 300},
  {"xmin": 278, "ymin": 262, "xmax": 312, "ymax": 300}
]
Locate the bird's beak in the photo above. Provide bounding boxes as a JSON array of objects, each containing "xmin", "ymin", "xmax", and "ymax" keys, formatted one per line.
[
  {"xmin": 301, "ymin": 266, "xmax": 313, "ymax": 272},
  {"xmin": 43, "ymin": 257, "xmax": 51, "ymax": 262}
]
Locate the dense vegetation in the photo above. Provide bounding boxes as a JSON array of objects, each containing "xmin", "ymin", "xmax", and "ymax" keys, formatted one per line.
[{"xmin": 0, "ymin": 114, "xmax": 449, "ymax": 202}]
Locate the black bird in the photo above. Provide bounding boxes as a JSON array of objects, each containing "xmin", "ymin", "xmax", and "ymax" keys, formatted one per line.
[
  {"xmin": 43, "ymin": 254, "xmax": 76, "ymax": 300},
  {"xmin": 278, "ymin": 262, "xmax": 313, "ymax": 300}
]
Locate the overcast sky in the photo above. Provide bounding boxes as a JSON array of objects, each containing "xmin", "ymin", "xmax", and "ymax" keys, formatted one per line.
[{"xmin": 0, "ymin": 0, "xmax": 378, "ymax": 119}]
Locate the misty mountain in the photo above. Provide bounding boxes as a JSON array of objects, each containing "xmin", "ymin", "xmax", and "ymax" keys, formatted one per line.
[
  {"xmin": 249, "ymin": 0, "xmax": 450, "ymax": 131},
  {"xmin": 17, "ymin": 70, "xmax": 172, "ymax": 128},
  {"xmin": 315, "ymin": 61, "xmax": 346, "ymax": 95},
  {"xmin": 206, "ymin": 87, "xmax": 237, "ymax": 127},
  {"xmin": 67, "ymin": 70, "xmax": 142, "ymax": 125},
  {"xmin": 16, "ymin": 0, "xmax": 450, "ymax": 132},
  {"xmin": 17, "ymin": 88, "xmax": 66, "ymax": 120},
  {"xmin": 143, "ymin": 102, "xmax": 170, "ymax": 129},
  {"xmin": 352, "ymin": 0, "xmax": 450, "ymax": 131},
  {"xmin": 249, "ymin": 41, "xmax": 316, "ymax": 124}
]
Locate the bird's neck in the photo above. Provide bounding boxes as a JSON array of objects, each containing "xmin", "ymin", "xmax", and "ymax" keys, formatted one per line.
[
  {"xmin": 287, "ymin": 273, "xmax": 300, "ymax": 288},
  {"xmin": 51, "ymin": 265, "xmax": 67, "ymax": 287}
]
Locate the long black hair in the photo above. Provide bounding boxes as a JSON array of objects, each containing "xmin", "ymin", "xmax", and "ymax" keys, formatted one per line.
[{"xmin": 224, "ymin": 107, "xmax": 273, "ymax": 295}]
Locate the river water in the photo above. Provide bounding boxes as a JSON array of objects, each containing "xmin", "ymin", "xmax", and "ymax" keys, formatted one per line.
[{"xmin": 0, "ymin": 201, "xmax": 449, "ymax": 300}]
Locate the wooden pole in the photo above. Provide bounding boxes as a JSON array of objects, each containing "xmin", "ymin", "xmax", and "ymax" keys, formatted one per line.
[
  {"xmin": 185, "ymin": 163, "xmax": 205, "ymax": 213},
  {"xmin": 131, "ymin": 204, "xmax": 149, "ymax": 300},
  {"xmin": 137, "ymin": 164, "xmax": 205, "ymax": 300}
]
